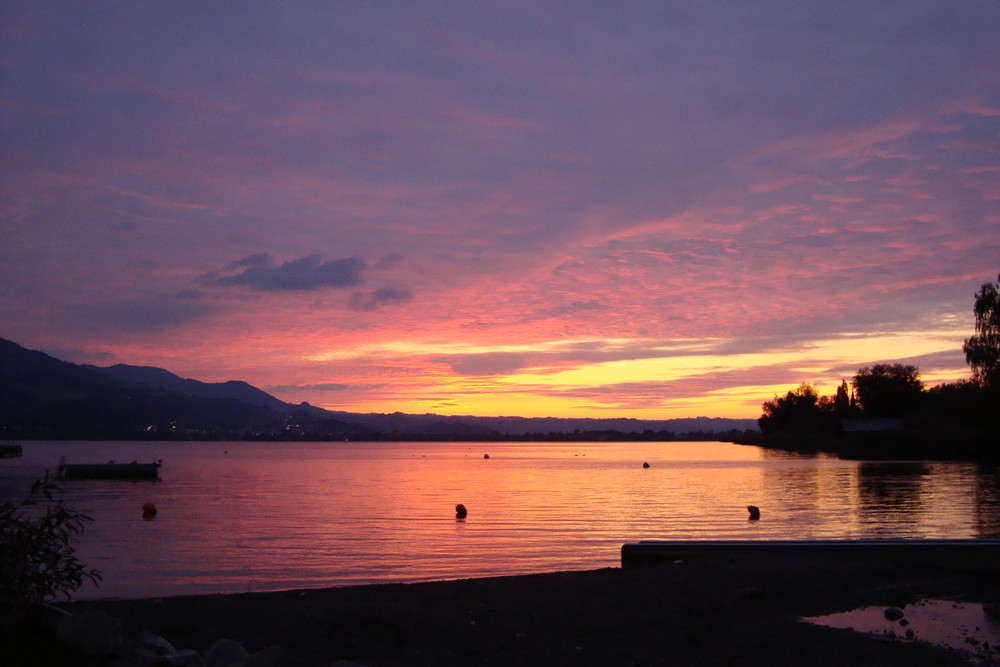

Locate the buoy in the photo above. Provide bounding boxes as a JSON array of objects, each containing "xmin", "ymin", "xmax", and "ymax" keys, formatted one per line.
[
  {"xmin": 455, "ymin": 503, "xmax": 468, "ymax": 519},
  {"xmin": 642, "ymin": 462, "xmax": 650, "ymax": 468},
  {"xmin": 142, "ymin": 502, "xmax": 157, "ymax": 519},
  {"xmin": 747, "ymin": 505, "xmax": 761, "ymax": 520}
]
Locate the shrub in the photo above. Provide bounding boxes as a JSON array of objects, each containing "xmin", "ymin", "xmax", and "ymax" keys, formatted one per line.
[{"xmin": 0, "ymin": 473, "xmax": 101, "ymax": 614}]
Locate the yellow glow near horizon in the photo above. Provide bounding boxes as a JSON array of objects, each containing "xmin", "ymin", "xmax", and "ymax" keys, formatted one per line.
[{"xmin": 298, "ymin": 324, "xmax": 972, "ymax": 420}]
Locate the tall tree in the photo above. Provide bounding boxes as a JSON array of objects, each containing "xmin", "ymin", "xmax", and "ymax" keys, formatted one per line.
[
  {"xmin": 963, "ymin": 273, "xmax": 1000, "ymax": 388},
  {"xmin": 833, "ymin": 379, "xmax": 854, "ymax": 417},
  {"xmin": 852, "ymin": 364, "xmax": 924, "ymax": 418}
]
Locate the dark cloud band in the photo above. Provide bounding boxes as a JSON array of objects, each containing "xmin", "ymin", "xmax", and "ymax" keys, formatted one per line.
[{"xmin": 216, "ymin": 254, "xmax": 366, "ymax": 291}]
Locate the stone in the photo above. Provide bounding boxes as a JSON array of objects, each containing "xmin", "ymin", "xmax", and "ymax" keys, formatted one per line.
[
  {"xmin": 245, "ymin": 645, "xmax": 283, "ymax": 667},
  {"xmin": 204, "ymin": 638, "xmax": 248, "ymax": 667},
  {"xmin": 137, "ymin": 630, "xmax": 176, "ymax": 655},
  {"xmin": 455, "ymin": 503, "xmax": 468, "ymax": 519},
  {"xmin": 131, "ymin": 646, "xmax": 160, "ymax": 666},
  {"xmin": 159, "ymin": 649, "xmax": 205, "ymax": 666},
  {"xmin": 23, "ymin": 601, "xmax": 72, "ymax": 634},
  {"xmin": 747, "ymin": 505, "xmax": 761, "ymax": 520},
  {"xmin": 56, "ymin": 609, "xmax": 124, "ymax": 657},
  {"xmin": 884, "ymin": 606, "xmax": 905, "ymax": 621}
]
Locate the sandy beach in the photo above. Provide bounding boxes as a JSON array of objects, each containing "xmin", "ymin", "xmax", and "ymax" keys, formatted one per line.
[{"xmin": 7, "ymin": 545, "xmax": 998, "ymax": 666}]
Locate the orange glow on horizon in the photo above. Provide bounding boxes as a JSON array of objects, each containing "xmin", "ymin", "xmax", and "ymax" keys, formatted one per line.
[{"xmin": 260, "ymin": 324, "xmax": 973, "ymax": 420}]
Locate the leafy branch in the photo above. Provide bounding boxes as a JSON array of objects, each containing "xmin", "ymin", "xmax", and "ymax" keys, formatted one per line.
[{"xmin": 0, "ymin": 473, "xmax": 101, "ymax": 614}]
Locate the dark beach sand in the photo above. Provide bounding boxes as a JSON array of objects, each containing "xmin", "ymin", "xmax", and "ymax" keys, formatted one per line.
[{"xmin": 10, "ymin": 547, "xmax": 1000, "ymax": 666}]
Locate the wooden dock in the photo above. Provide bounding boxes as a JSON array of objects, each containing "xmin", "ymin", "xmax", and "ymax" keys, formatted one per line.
[
  {"xmin": 56, "ymin": 455, "xmax": 161, "ymax": 481},
  {"xmin": 621, "ymin": 539, "xmax": 1000, "ymax": 571}
]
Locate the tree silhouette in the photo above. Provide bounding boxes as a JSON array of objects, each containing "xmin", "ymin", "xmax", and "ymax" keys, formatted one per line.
[
  {"xmin": 852, "ymin": 364, "xmax": 924, "ymax": 418},
  {"xmin": 758, "ymin": 383, "xmax": 836, "ymax": 434},
  {"xmin": 963, "ymin": 273, "xmax": 1000, "ymax": 388}
]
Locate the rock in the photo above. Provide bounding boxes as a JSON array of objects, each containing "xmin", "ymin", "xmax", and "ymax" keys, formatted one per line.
[
  {"xmin": 56, "ymin": 609, "xmax": 124, "ymax": 657},
  {"xmin": 137, "ymin": 630, "xmax": 176, "ymax": 655},
  {"xmin": 455, "ymin": 503, "xmax": 468, "ymax": 519},
  {"xmin": 204, "ymin": 639, "xmax": 248, "ymax": 667},
  {"xmin": 23, "ymin": 601, "xmax": 72, "ymax": 634},
  {"xmin": 131, "ymin": 646, "xmax": 160, "ymax": 666},
  {"xmin": 642, "ymin": 462, "xmax": 650, "ymax": 468},
  {"xmin": 245, "ymin": 645, "xmax": 282, "ymax": 667},
  {"xmin": 483, "ymin": 453, "xmax": 490, "ymax": 459},
  {"xmin": 884, "ymin": 607, "xmax": 905, "ymax": 621},
  {"xmin": 159, "ymin": 649, "xmax": 205, "ymax": 666},
  {"xmin": 747, "ymin": 505, "xmax": 761, "ymax": 520}
]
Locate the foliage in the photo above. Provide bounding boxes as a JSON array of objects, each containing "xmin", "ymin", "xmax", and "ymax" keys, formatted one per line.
[
  {"xmin": 963, "ymin": 273, "xmax": 1000, "ymax": 388},
  {"xmin": 0, "ymin": 474, "xmax": 101, "ymax": 613},
  {"xmin": 922, "ymin": 380, "xmax": 1000, "ymax": 431},
  {"xmin": 851, "ymin": 364, "xmax": 924, "ymax": 418},
  {"xmin": 758, "ymin": 383, "xmax": 839, "ymax": 434}
]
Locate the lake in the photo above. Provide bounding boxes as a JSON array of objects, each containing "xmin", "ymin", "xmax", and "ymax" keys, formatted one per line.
[{"xmin": 2, "ymin": 440, "xmax": 999, "ymax": 600}]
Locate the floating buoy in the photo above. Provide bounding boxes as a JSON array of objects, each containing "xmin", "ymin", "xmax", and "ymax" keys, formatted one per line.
[
  {"xmin": 747, "ymin": 505, "xmax": 761, "ymax": 520},
  {"xmin": 142, "ymin": 502, "xmax": 157, "ymax": 519},
  {"xmin": 455, "ymin": 503, "xmax": 468, "ymax": 519},
  {"xmin": 642, "ymin": 462, "xmax": 650, "ymax": 468}
]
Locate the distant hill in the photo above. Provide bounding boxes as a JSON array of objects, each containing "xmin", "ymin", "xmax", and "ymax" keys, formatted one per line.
[
  {"xmin": 324, "ymin": 411, "xmax": 757, "ymax": 437},
  {"xmin": 464, "ymin": 415, "xmax": 757, "ymax": 436},
  {"xmin": 0, "ymin": 337, "xmax": 757, "ymax": 440},
  {"xmin": 85, "ymin": 363, "xmax": 289, "ymax": 413},
  {"xmin": 0, "ymin": 338, "xmax": 288, "ymax": 440}
]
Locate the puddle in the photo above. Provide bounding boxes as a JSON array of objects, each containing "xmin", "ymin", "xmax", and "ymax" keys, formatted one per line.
[{"xmin": 802, "ymin": 600, "xmax": 1000, "ymax": 663}]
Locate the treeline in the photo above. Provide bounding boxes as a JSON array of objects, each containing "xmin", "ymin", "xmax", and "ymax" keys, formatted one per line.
[
  {"xmin": 740, "ymin": 373, "xmax": 998, "ymax": 460},
  {"xmin": 742, "ymin": 274, "xmax": 1000, "ymax": 461},
  {"xmin": 756, "ymin": 364, "xmax": 998, "ymax": 435}
]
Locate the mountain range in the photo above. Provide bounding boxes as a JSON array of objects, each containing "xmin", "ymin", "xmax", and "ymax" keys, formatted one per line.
[{"xmin": 0, "ymin": 337, "xmax": 757, "ymax": 440}]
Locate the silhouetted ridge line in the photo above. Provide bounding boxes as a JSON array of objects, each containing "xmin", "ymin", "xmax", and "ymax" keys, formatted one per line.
[{"xmin": 0, "ymin": 336, "xmax": 756, "ymax": 441}]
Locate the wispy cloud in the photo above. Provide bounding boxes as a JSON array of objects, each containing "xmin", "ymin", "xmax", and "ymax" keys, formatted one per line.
[{"xmin": 1, "ymin": 2, "xmax": 996, "ymax": 417}]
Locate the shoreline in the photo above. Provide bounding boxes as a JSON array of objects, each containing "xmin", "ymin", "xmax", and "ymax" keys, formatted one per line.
[
  {"xmin": 11, "ymin": 546, "xmax": 999, "ymax": 666},
  {"xmin": 732, "ymin": 429, "xmax": 1000, "ymax": 463}
]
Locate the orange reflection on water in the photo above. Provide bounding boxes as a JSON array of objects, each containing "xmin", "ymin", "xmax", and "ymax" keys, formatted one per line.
[{"xmin": 3, "ymin": 440, "xmax": 998, "ymax": 600}]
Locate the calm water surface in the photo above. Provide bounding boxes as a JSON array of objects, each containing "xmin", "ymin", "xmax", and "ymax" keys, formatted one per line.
[{"xmin": 2, "ymin": 440, "xmax": 998, "ymax": 600}]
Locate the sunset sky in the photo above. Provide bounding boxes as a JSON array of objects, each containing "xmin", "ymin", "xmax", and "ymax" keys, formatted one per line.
[{"xmin": 2, "ymin": 2, "xmax": 998, "ymax": 419}]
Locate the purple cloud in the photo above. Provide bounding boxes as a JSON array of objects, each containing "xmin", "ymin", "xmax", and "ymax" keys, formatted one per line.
[
  {"xmin": 216, "ymin": 255, "xmax": 366, "ymax": 291},
  {"xmin": 349, "ymin": 287, "xmax": 414, "ymax": 311},
  {"xmin": 1, "ymin": 2, "xmax": 997, "ymax": 417}
]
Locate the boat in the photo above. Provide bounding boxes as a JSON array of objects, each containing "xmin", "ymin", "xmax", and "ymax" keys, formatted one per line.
[
  {"xmin": 56, "ymin": 455, "xmax": 161, "ymax": 481},
  {"xmin": 0, "ymin": 443, "xmax": 22, "ymax": 458}
]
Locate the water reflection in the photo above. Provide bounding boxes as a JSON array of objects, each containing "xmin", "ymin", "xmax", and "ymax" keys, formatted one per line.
[
  {"xmin": 974, "ymin": 464, "xmax": 1000, "ymax": 538},
  {"xmin": 856, "ymin": 462, "xmax": 929, "ymax": 538},
  {"xmin": 802, "ymin": 599, "xmax": 1000, "ymax": 663},
  {"xmin": 3, "ymin": 441, "xmax": 1000, "ymax": 600},
  {"xmin": 858, "ymin": 462, "xmax": 930, "ymax": 503}
]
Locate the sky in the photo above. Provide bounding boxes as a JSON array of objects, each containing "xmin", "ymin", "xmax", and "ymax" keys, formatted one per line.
[{"xmin": 2, "ymin": 2, "xmax": 998, "ymax": 420}]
